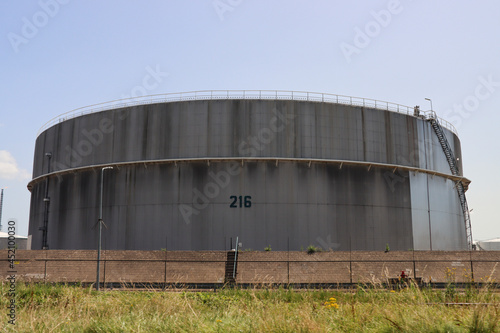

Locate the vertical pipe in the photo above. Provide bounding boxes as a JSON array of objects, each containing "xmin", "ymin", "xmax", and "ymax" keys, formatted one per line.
[
  {"xmin": 96, "ymin": 168, "xmax": 104, "ymax": 291},
  {"xmin": 97, "ymin": 166, "xmax": 113, "ymax": 291},
  {"xmin": 42, "ymin": 153, "xmax": 51, "ymax": 249},
  {"xmin": 423, "ymin": 126, "xmax": 432, "ymax": 250},
  {"xmin": 0, "ymin": 189, "xmax": 4, "ymax": 232}
]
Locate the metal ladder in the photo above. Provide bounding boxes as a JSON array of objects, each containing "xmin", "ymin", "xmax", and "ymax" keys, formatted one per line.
[{"xmin": 428, "ymin": 114, "xmax": 473, "ymax": 249}]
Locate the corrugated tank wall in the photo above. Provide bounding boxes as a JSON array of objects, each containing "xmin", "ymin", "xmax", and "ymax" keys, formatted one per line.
[{"xmin": 28, "ymin": 99, "xmax": 468, "ymax": 251}]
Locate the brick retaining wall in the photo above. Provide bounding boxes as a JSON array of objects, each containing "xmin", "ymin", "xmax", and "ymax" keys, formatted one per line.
[{"xmin": 2, "ymin": 250, "xmax": 499, "ymax": 285}]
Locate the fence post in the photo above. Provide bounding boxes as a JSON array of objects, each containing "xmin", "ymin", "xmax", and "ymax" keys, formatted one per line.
[
  {"xmin": 413, "ymin": 249, "xmax": 416, "ymax": 280},
  {"xmin": 103, "ymin": 255, "xmax": 106, "ymax": 288},
  {"xmin": 287, "ymin": 237, "xmax": 290, "ymax": 285},
  {"xmin": 164, "ymin": 252, "xmax": 167, "ymax": 289},
  {"xmin": 470, "ymin": 250, "xmax": 475, "ymax": 285}
]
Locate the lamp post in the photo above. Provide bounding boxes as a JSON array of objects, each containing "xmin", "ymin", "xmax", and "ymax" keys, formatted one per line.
[
  {"xmin": 41, "ymin": 152, "xmax": 52, "ymax": 249},
  {"xmin": 425, "ymin": 98, "xmax": 433, "ymax": 111},
  {"xmin": 96, "ymin": 166, "xmax": 113, "ymax": 291}
]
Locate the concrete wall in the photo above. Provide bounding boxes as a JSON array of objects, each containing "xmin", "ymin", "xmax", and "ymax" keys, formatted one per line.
[
  {"xmin": 28, "ymin": 100, "xmax": 467, "ymax": 251},
  {"xmin": 2, "ymin": 250, "xmax": 498, "ymax": 285}
]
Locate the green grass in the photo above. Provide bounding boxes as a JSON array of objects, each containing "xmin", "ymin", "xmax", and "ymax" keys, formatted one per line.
[{"xmin": 1, "ymin": 283, "xmax": 499, "ymax": 332}]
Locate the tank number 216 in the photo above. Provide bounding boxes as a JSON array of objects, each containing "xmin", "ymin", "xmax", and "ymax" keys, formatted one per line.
[{"xmin": 230, "ymin": 195, "xmax": 252, "ymax": 208}]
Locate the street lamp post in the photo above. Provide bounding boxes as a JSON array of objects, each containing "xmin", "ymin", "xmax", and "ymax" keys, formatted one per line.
[
  {"xmin": 41, "ymin": 153, "xmax": 52, "ymax": 249},
  {"xmin": 96, "ymin": 166, "xmax": 113, "ymax": 291},
  {"xmin": 425, "ymin": 98, "xmax": 433, "ymax": 112}
]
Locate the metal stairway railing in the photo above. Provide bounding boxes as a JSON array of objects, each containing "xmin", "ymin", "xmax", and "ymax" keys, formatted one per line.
[
  {"xmin": 224, "ymin": 251, "xmax": 236, "ymax": 284},
  {"xmin": 224, "ymin": 236, "xmax": 239, "ymax": 284},
  {"xmin": 428, "ymin": 113, "xmax": 473, "ymax": 250}
]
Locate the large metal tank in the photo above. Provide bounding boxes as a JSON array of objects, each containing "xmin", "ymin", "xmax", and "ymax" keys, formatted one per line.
[{"xmin": 27, "ymin": 91, "xmax": 471, "ymax": 251}]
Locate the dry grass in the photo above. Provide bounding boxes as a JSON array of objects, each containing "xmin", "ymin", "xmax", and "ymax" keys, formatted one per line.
[{"xmin": 1, "ymin": 282, "xmax": 499, "ymax": 332}]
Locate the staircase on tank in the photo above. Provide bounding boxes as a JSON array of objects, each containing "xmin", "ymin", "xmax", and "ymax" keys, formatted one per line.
[
  {"xmin": 224, "ymin": 251, "xmax": 238, "ymax": 284},
  {"xmin": 428, "ymin": 115, "xmax": 473, "ymax": 250}
]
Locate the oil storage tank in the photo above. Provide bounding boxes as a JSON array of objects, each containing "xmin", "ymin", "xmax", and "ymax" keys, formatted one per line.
[{"xmin": 27, "ymin": 91, "xmax": 472, "ymax": 251}]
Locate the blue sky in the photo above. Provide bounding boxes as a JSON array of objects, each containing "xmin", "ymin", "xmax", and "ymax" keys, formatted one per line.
[{"xmin": 0, "ymin": 0, "xmax": 499, "ymax": 241}]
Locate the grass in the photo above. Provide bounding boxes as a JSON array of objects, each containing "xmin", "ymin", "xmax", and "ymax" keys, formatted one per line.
[
  {"xmin": 306, "ymin": 245, "xmax": 322, "ymax": 254},
  {"xmin": 1, "ymin": 282, "xmax": 499, "ymax": 332}
]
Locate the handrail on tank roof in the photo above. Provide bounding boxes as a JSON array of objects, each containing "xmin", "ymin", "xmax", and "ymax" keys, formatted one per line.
[{"xmin": 36, "ymin": 90, "xmax": 458, "ymax": 137}]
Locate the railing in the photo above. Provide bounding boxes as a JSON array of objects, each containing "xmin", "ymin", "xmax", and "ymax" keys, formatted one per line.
[
  {"xmin": 36, "ymin": 90, "xmax": 458, "ymax": 136},
  {"xmin": 424, "ymin": 110, "xmax": 458, "ymax": 139}
]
